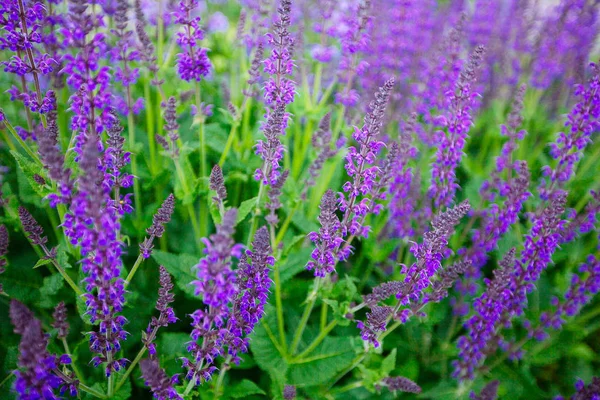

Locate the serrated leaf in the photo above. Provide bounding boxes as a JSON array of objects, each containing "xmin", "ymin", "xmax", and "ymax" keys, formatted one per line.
[
  {"xmin": 10, "ymin": 150, "xmax": 50, "ymax": 199},
  {"xmin": 279, "ymin": 247, "xmax": 312, "ymax": 284},
  {"xmin": 33, "ymin": 258, "xmax": 52, "ymax": 269},
  {"xmin": 288, "ymin": 336, "xmax": 356, "ymax": 387},
  {"xmin": 381, "ymin": 348, "xmax": 396, "ymax": 375},
  {"xmin": 226, "ymin": 379, "xmax": 266, "ymax": 398},
  {"xmin": 236, "ymin": 197, "xmax": 257, "ymax": 224},
  {"xmin": 38, "ymin": 273, "xmax": 64, "ymax": 308},
  {"xmin": 151, "ymin": 250, "xmax": 198, "ymax": 297},
  {"xmin": 250, "ymin": 305, "xmax": 288, "ymax": 388}
]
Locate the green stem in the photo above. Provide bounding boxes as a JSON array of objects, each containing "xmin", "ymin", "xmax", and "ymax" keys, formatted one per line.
[
  {"xmin": 175, "ymin": 159, "xmax": 202, "ymax": 243},
  {"xmin": 127, "ymin": 111, "xmax": 143, "ymax": 232},
  {"xmin": 78, "ymin": 383, "xmax": 107, "ymax": 399},
  {"xmin": 320, "ymin": 301, "xmax": 328, "ymax": 331},
  {"xmin": 219, "ymin": 123, "xmax": 238, "ymax": 167},
  {"xmin": 246, "ymin": 182, "xmax": 265, "ymax": 247},
  {"xmin": 40, "ymin": 244, "xmax": 83, "ymax": 296},
  {"xmin": 62, "ymin": 338, "xmax": 85, "ymax": 385},
  {"xmin": 144, "ymin": 78, "xmax": 157, "ymax": 176},
  {"xmin": 273, "ymin": 253, "xmax": 287, "ymax": 353},
  {"xmin": 3, "ymin": 119, "xmax": 43, "ymax": 166},
  {"xmin": 293, "ymin": 320, "xmax": 337, "ymax": 361},
  {"xmin": 290, "ymin": 279, "xmax": 322, "ymax": 355},
  {"xmin": 329, "ymin": 381, "xmax": 363, "ymax": 395},
  {"xmin": 115, "ymin": 345, "xmax": 146, "ymax": 394},
  {"xmin": 124, "ymin": 251, "xmax": 145, "ymax": 286},
  {"xmin": 275, "ymin": 202, "xmax": 299, "ymax": 246},
  {"xmin": 214, "ymin": 354, "xmax": 233, "ymax": 398}
]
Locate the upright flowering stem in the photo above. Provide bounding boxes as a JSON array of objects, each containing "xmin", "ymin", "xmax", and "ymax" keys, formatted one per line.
[
  {"xmin": 248, "ymin": 0, "xmax": 295, "ymax": 245},
  {"xmin": 429, "ymin": 45, "xmax": 485, "ymax": 209},
  {"xmin": 183, "ymin": 209, "xmax": 242, "ymax": 390}
]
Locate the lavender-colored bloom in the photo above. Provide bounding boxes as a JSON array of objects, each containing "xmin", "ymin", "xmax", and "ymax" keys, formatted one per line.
[
  {"xmin": 306, "ymin": 189, "xmax": 343, "ymax": 277},
  {"xmin": 175, "ymin": 0, "xmax": 211, "ymax": 82},
  {"xmin": 338, "ymin": 78, "xmax": 395, "ymax": 248},
  {"xmin": 224, "ymin": 226, "xmax": 274, "ymax": 363},
  {"xmin": 207, "ymin": 11, "xmax": 229, "ymax": 33},
  {"xmin": 262, "ymin": 0, "xmax": 294, "ymax": 107},
  {"xmin": 104, "ymin": 111, "xmax": 134, "ymax": 214},
  {"xmin": 0, "ymin": 224, "xmax": 7, "ymax": 293},
  {"xmin": 305, "ymin": 113, "xmax": 337, "ymax": 192},
  {"xmin": 454, "ymin": 249, "xmax": 517, "ymax": 380},
  {"xmin": 140, "ymin": 194, "xmax": 176, "ymax": 258},
  {"xmin": 456, "ymin": 194, "xmax": 567, "ymax": 380},
  {"xmin": 209, "ymin": 165, "xmax": 227, "ymax": 207},
  {"xmin": 254, "ymin": 103, "xmax": 286, "ymax": 185},
  {"xmin": 360, "ymin": 201, "xmax": 470, "ymax": 346},
  {"xmin": 160, "ymin": 97, "xmax": 180, "ymax": 158},
  {"xmin": 357, "ymin": 305, "xmax": 392, "ymax": 347},
  {"xmin": 470, "ymin": 380, "xmax": 499, "ymax": 400},
  {"xmin": 9, "ymin": 300, "xmax": 67, "ymax": 399},
  {"xmin": 0, "ymin": 0, "xmax": 57, "ymax": 113},
  {"xmin": 62, "ymin": 0, "xmax": 113, "ymax": 146},
  {"xmin": 111, "ymin": 0, "xmax": 143, "ymax": 115},
  {"xmin": 283, "ymin": 385, "xmax": 296, "ymax": 400},
  {"xmin": 265, "ymin": 169, "xmax": 289, "ymax": 227},
  {"xmin": 569, "ymin": 377, "xmax": 600, "ymax": 400},
  {"xmin": 335, "ymin": 0, "xmax": 371, "ymax": 107},
  {"xmin": 18, "ymin": 206, "xmax": 48, "ymax": 246},
  {"xmin": 389, "ymin": 114, "xmax": 418, "ymax": 238},
  {"xmin": 429, "ymin": 45, "xmax": 485, "ymax": 208},
  {"xmin": 382, "ymin": 376, "xmax": 421, "ymax": 394},
  {"xmin": 453, "ymin": 160, "xmax": 530, "ymax": 315},
  {"xmin": 38, "ymin": 110, "xmax": 74, "ymax": 206},
  {"xmin": 52, "ymin": 302, "xmax": 70, "ymax": 339},
  {"xmin": 143, "ymin": 266, "xmax": 178, "ymax": 357},
  {"xmin": 244, "ymin": 42, "xmax": 264, "ymax": 98},
  {"xmin": 531, "ymin": 1, "xmax": 599, "ymax": 90},
  {"xmin": 63, "ymin": 137, "xmax": 128, "ymax": 377},
  {"xmin": 185, "ymin": 209, "xmax": 242, "ymax": 383},
  {"xmin": 541, "ymin": 61, "xmax": 600, "ymax": 200},
  {"xmin": 140, "ymin": 358, "xmax": 182, "ymax": 400}
]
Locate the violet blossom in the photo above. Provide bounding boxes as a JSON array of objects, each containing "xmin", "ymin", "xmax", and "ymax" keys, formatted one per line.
[{"xmin": 175, "ymin": 0, "xmax": 211, "ymax": 82}]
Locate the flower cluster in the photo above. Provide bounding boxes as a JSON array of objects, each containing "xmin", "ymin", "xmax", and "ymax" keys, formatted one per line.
[
  {"xmin": 10, "ymin": 300, "xmax": 76, "ymax": 398},
  {"xmin": 140, "ymin": 194, "xmax": 176, "ymax": 258},
  {"xmin": 429, "ymin": 45, "xmax": 485, "ymax": 208},
  {"xmin": 111, "ymin": 0, "xmax": 143, "ymax": 115},
  {"xmin": 224, "ymin": 226, "xmax": 274, "ymax": 363},
  {"xmin": 254, "ymin": 0, "xmax": 294, "ymax": 186},
  {"xmin": 140, "ymin": 358, "xmax": 182, "ymax": 400},
  {"xmin": 62, "ymin": 0, "xmax": 113, "ymax": 147},
  {"xmin": 140, "ymin": 266, "xmax": 178, "ymax": 360},
  {"xmin": 359, "ymin": 201, "xmax": 471, "ymax": 347},
  {"xmin": 185, "ymin": 209, "xmax": 242, "ymax": 383},
  {"xmin": 1, "ymin": 0, "xmax": 57, "ymax": 114},
  {"xmin": 175, "ymin": 0, "xmax": 211, "ymax": 82}
]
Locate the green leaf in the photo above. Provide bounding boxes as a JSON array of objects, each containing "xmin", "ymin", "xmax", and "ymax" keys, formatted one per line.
[
  {"xmin": 288, "ymin": 336, "xmax": 357, "ymax": 387},
  {"xmin": 38, "ymin": 273, "xmax": 64, "ymax": 308},
  {"xmin": 279, "ymin": 247, "xmax": 312, "ymax": 284},
  {"xmin": 381, "ymin": 348, "xmax": 396, "ymax": 375},
  {"xmin": 226, "ymin": 379, "xmax": 266, "ymax": 399},
  {"xmin": 33, "ymin": 258, "xmax": 52, "ymax": 269},
  {"xmin": 151, "ymin": 250, "xmax": 198, "ymax": 297},
  {"xmin": 250, "ymin": 305, "xmax": 288, "ymax": 391},
  {"xmin": 10, "ymin": 150, "xmax": 50, "ymax": 199},
  {"xmin": 236, "ymin": 197, "xmax": 257, "ymax": 224}
]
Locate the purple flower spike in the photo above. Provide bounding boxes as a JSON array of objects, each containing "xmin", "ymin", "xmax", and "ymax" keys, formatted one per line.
[
  {"xmin": 175, "ymin": 0, "xmax": 212, "ymax": 82},
  {"xmin": 382, "ymin": 376, "xmax": 422, "ymax": 394},
  {"xmin": 52, "ymin": 302, "xmax": 70, "ymax": 339},
  {"xmin": 224, "ymin": 226, "xmax": 274, "ymax": 363},
  {"xmin": 307, "ymin": 189, "xmax": 342, "ymax": 277},
  {"xmin": 140, "ymin": 358, "xmax": 182, "ymax": 400},
  {"xmin": 185, "ymin": 209, "xmax": 241, "ymax": 384},
  {"xmin": 429, "ymin": 45, "xmax": 485, "ymax": 208},
  {"xmin": 140, "ymin": 194, "xmax": 176, "ymax": 259},
  {"xmin": 470, "ymin": 380, "xmax": 499, "ymax": 400},
  {"xmin": 143, "ymin": 266, "xmax": 178, "ymax": 357},
  {"xmin": 9, "ymin": 300, "xmax": 71, "ymax": 399}
]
